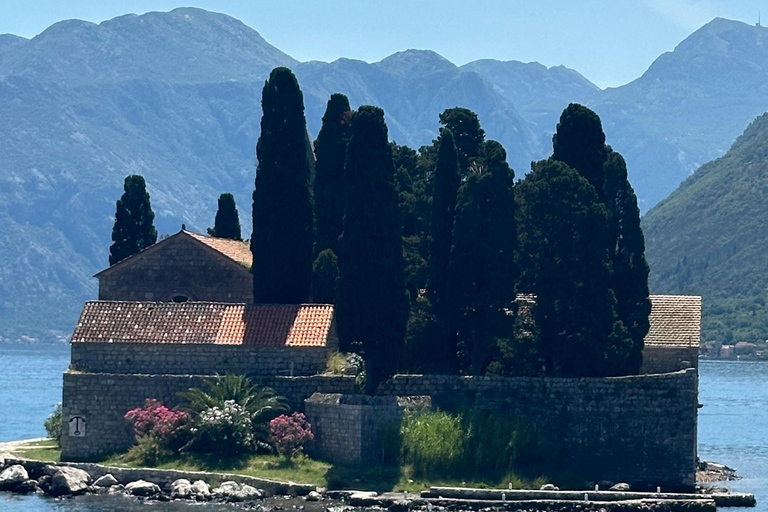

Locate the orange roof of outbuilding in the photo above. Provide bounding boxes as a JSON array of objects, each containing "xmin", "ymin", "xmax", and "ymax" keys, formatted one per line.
[{"xmin": 71, "ymin": 301, "xmax": 334, "ymax": 347}]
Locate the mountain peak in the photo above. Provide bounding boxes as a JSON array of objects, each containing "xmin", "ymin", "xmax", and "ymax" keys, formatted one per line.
[{"xmin": 376, "ymin": 49, "xmax": 456, "ymax": 76}]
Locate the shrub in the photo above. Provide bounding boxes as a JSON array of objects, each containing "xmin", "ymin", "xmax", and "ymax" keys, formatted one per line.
[
  {"xmin": 190, "ymin": 399, "xmax": 256, "ymax": 456},
  {"xmin": 124, "ymin": 435, "xmax": 173, "ymax": 466},
  {"xmin": 44, "ymin": 403, "xmax": 62, "ymax": 447},
  {"xmin": 270, "ymin": 412, "xmax": 314, "ymax": 460},
  {"xmin": 401, "ymin": 410, "xmax": 464, "ymax": 477},
  {"xmin": 124, "ymin": 399, "xmax": 189, "ymax": 450}
]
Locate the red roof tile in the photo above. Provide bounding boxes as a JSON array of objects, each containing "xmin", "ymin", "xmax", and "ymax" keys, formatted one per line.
[
  {"xmin": 184, "ymin": 231, "xmax": 252, "ymax": 268},
  {"xmin": 72, "ymin": 301, "xmax": 334, "ymax": 347},
  {"xmin": 645, "ymin": 295, "xmax": 701, "ymax": 348}
]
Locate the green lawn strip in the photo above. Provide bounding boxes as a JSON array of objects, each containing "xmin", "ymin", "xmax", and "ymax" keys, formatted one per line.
[{"xmin": 8, "ymin": 439, "xmax": 61, "ymax": 462}]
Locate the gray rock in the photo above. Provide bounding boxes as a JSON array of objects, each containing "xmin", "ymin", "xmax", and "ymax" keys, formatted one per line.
[
  {"xmin": 306, "ymin": 490, "xmax": 322, "ymax": 501},
  {"xmin": 125, "ymin": 479, "xmax": 161, "ymax": 497},
  {"xmin": 213, "ymin": 480, "xmax": 241, "ymax": 497},
  {"xmin": 14, "ymin": 479, "xmax": 38, "ymax": 494},
  {"xmin": 0, "ymin": 465, "xmax": 29, "ymax": 491},
  {"xmin": 108, "ymin": 484, "xmax": 125, "ymax": 495},
  {"xmin": 539, "ymin": 484, "xmax": 559, "ymax": 491},
  {"xmin": 191, "ymin": 480, "xmax": 211, "ymax": 500},
  {"xmin": 389, "ymin": 499, "xmax": 411, "ymax": 512},
  {"xmin": 609, "ymin": 483, "xmax": 631, "ymax": 491},
  {"xmin": 93, "ymin": 474, "xmax": 118, "ymax": 488},
  {"xmin": 171, "ymin": 478, "xmax": 193, "ymax": 499},
  {"xmin": 234, "ymin": 484, "xmax": 263, "ymax": 501},
  {"xmin": 349, "ymin": 491, "xmax": 379, "ymax": 506},
  {"xmin": 50, "ymin": 466, "xmax": 91, "ymax": 496}
]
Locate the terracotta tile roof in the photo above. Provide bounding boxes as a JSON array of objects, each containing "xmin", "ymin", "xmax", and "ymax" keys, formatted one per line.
[
  {"xmin": 72, "ymin": 301, "xmax": 334, "ymax": 347},
  {"xmin": 644, "ymin": 295, "xmax": 701, "ymax": 348},
  {"xmin": 185, "ymin": 231, "xmax": 252, "ymax": 268}
]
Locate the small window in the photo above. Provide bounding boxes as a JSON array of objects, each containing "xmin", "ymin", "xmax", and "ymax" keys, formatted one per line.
[{"xmin": 172, "ymin": 295, "xmax": 189, "ymax": 303}]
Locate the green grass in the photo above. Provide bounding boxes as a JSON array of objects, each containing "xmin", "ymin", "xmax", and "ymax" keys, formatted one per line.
[{"xmin": 9, "ymin": 439, "xmax": 61, "ymax": 461}]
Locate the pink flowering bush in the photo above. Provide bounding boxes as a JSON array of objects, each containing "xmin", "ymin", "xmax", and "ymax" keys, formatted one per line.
[
  {"xmin": 270, "ymin": 412, "xmax": 314, "ymax": 460},
  {"xmin": 124, "ymin": 399, "xmax": 190, "ymax": 449}
]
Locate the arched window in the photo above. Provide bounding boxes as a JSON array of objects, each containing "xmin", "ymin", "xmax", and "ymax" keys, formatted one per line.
[{"xmin": 171, "ymin": 295, "xmax": 189, "ymax": 303}]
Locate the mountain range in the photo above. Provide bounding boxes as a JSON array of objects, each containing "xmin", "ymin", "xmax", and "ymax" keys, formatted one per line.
[{"xmin": 2, "ymin": 8, "xmax": 768, "ymax": 341}]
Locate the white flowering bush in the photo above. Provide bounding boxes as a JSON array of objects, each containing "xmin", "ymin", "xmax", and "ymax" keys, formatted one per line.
[{"xmin": 190, "ymin": 400, "xmax": 255, "ymax": 455}]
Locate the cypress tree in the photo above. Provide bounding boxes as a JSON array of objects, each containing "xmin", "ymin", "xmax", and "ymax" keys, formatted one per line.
[
  {"xmin": 209, "ymin": 193, "xmax": 242, "ymax": 240},
  {"xmin": 251, "ymin": 67, "xmax": 314, "ymax": 304},
  {"xmin": 336, "ymin": 106, "xmax": 409, "ymax": 393},
  {"xmin": 448, "ymin": 140, "xmax": 517, "ymax": 375},
  {"xmin": 604, "ymin": 149, "xmax": 651, "ymax": 374},
  {"xmin": 109, "ymin": 175, "xmax": 157, "ymax": 265},
  {"xmin": 552, "ymin": 103, "xmax": 607, "ymax": 198},
  {"xmin": 517, "ymin": 159, "xmax": 632, "ymax": 377},
  {"xmin": 314, "ymin": 93, "xmax": 352, "ymax": 256},
  {"xmin": 427, "ymin": 128, "xmax": 460, "ymax": 308},
  {"xmin": 312, "ymin": 248, "xmax": 339, "ymax": 304},
  {"xmin": 439, "ymin": 107, "xmax": 485, "ymax": 177}
]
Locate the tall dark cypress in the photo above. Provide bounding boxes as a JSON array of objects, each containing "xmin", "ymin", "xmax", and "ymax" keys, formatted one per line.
[
  {"xmin": 552, "ymin": 103, "xmax": 607, "ymax": 198},
  {"xmin": 517, "ymin": 159, "xmax": 632, "ymax": 377},
  {"xmin": 109, "ymin": 175, "xmax": 157, "ymax": 265},
  {"xmin": 336, "ymin": 106, "xmax": 409, "ymax": 393},
  {"xmin": 448, "ymin": 140, "xmax": 517, "ymax": 375},
  {"xmin": 210, "ymin": 193, "xmax": 242, "ymax": 240},
  {"xmin": 314, "ymin": 93, "xmax": 352, "ymax": 256},
  {"xmin": 604, "ymin": 149, "xmax": 651, "ymax": 374},
  {"xmin": 251, "ymin": 67, "xmax": 314, "ymax": 304},
  {"xmin": 438, "ymin": 107, "xmax": 485, "ymax": 177}
]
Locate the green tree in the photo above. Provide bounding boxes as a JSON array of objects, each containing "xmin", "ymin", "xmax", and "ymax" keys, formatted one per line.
[
  {"xmin": 448, "ymin": 140, "xmax": 517, "ymax": 375},
  {"xmin": 314, "ymin": 93, "xmax": 352, "ymax": 256},
  {"xmin": 336, "ymin": 106, "xmax": 409, "ymax": 393},
  {"xmin": 517, "ymin": 159, "xmax": 632, "ymax": 377},
  {"xmin": 439, "ymin": 108, "xmax": 485, "ymax": 177},
  {"xmin": 603, "ymin": 149, "xmax": 651, "ymax": 373},
  {"xmin": 552, "ymin": 103, "xmax": 607, "ymax": 198},
  {"xmin": 251, "ymin": 67, "xmax": 314, "ymax": 303},
  {"xmin": 312, "ymin": 248, "xmax": 339, "ymax": 304},
  {"xmin": 208, "ymin": 193, "xmax": 242, "ymax": 240},
  {"xmin": 109, "ymin": 174, "xmax": 157, "ymax": 265}
]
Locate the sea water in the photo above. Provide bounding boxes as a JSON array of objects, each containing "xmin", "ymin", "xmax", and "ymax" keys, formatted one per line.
[{"xmin": 0, "ymin": 346, "xmax": 766, "ymax": 510}]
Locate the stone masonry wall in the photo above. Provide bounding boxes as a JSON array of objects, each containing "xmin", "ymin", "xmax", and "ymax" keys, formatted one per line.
[
  {"xmin": 640, "ymin": 347, "xmax": 698, "ymax": 375},
  {"xmin": 70, "ymin": 343, "xmax": 330, "ymax": 377},
  {"xmin": 61, "ymin": 371, "xmax": 356, "ymax": 461},
  {"xmin": 377, "ymin": 369, "xmax": 698, "ymax": 491},
  {"xmin": 98, "ymin": 235, "xmax": 252, "ymax": 303},
  {"xmin": 304, "ymin": 394, "xmax": 402, "ymax": 465}
]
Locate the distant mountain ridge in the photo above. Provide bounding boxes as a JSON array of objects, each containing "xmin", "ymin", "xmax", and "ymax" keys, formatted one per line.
[{"xmin": 2, "ymin": 8, "xmax": 768, "ymax": 341}]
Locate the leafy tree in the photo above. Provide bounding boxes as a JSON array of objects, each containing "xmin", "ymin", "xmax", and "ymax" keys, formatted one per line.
[
  {"xmin": 336, "ymin": 106, "xmax": 409, "ymax": 393},
  {"xmin": 109, "ymin": 174, "xmax": 157, "ymax": 265},
  {"xmin": 251, "ymin": 67, "xmax": 314, "ymax": 303},
  {"xmin": 448, "ymin": 140, "xmax": 517, "ymax": 375},
  {"xmin": 552, "ymin": 103, "xmax": 607, "ymax": 198},
  {"xmin": 603, "ymin": 149, "xmax": 650, "ymax": 373},
  {"xmin": 314, "ymin": 93, "xmax": 352, "ymax": 256},
  {"xmin": 439, "ymin": 107, "xmax": 485, "ymax": 177},
  {"xmin": 312, "ymin": 248, "xmax": 339, "ymax": 304},
  {"xmin": 208, "ymin": 193, "xmax": 242, "ymax": 240},
  {"xmin": 517, "ymin": 159, "xmax": 632, "ymax": 377}
]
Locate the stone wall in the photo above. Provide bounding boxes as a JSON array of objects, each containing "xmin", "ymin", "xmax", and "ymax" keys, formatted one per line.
[
  {"xmin": 304, "ymin": 394, "xmax": 402, "ymax": 465},
  {"xmin": 70, "ymin": 343, "xmax": 330, "ymax": 377},
  {"xmin": 640, "ymin": 347, "xmax": 698, "ymax": 375},
  {"xmin": 376, "ymin": 370, "xmax": 698, "ymax": 491},
  {"xmin": 61, "ymin": 371, "xmax": 356, "ymax": 461},
  {"xmin": 98, "ymin": 234, "xmax": 252, "ymax": 303}
]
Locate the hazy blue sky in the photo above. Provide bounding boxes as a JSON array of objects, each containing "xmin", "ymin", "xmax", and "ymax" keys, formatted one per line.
[{"xmin": 0, "ymin": 0, "xmax": 765, "ymax": 88}]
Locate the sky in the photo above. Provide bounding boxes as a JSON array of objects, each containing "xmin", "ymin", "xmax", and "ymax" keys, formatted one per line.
[{"xmin": 0, "ymin": 0, "xmax": 765, "ymax": 88}]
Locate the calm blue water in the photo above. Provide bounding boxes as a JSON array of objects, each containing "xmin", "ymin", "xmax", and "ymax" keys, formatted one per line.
[{"xmin": 0, "ymin": 348, "xmax": 765, "ymax": 510}]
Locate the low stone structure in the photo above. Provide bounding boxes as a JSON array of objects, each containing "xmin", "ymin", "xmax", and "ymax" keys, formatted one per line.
[
  {"xmin": 96, "ymin": 229, "xmax": 253, "ymax": 303},
  {"xmin": 641, "ymin": 295, "xmax": 701, "ymax": 374}
]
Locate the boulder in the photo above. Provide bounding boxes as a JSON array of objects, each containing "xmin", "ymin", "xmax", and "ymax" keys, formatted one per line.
[
  {"xmin": 191, "ymin": 480, "xmax": 211, "ymax": 500},
  {"xmin": 93, "ymin": 474, "xmax": 119, "ymax": 488},
  {"xmin": 171, "ymin": 478, "xmax": 193, "ymax": 499},
  {"xmin": 349, "ymin": 491, "xmax": 379, "ymax": 506},
  {"xmin": 49, "ymin": 466, "xmax": 91, "ymax": 496},
  {"xmin": 389, "ymin": 499, "xmax": 412, "ymax": 512},
  {"xmin": 13, "ymin": 479, "xmax": 39, "ymax": 494},
  {"xmin": 0, "ymin": 465, "xmax": 29, "ymax": 491},
  {"xmin": 125, "ymin": 480, "xmax": 161, "ymax": 497},
  {"xmin": 108, "ymin": 484, "xmax": 125, "ymax": 495},
  {"xmin": 37, "ymin": 475, "xmax": 51, "ymax": 494},
  {"xmin": 539, "ymin": 484, "xmax": 559, "ymax": 491},
  {"xmin": 306, "ymin": 490, "xmax": 322, "ymax": 501},
  {"xmin": 610, "ymin": 483, "xmax": 631, "ymax": 491}
]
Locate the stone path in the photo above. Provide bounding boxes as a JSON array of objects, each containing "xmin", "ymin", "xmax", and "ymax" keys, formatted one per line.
[{"xmin": 0, "ymin": 437, "xmax": 49, "ymax": 458}]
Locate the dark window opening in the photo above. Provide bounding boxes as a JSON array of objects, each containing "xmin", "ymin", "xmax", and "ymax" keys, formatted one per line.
[{"xmin": 172, "ymin": 295, "xmax": 189, "ymax": 303}]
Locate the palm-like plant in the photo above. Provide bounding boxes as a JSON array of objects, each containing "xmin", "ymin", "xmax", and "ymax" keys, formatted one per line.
[{"xmin": 178, "ymin": 374, "xmax": 289, "ymax": 450}]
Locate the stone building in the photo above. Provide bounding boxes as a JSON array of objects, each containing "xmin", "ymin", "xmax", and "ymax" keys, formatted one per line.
[
  {"xmin": 96, "ymin": 229, "xmax": 253, "ymax": 303},
  {"xmin": 640, "ymin": 295, "xmax": 701, "ymax": 374}
]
